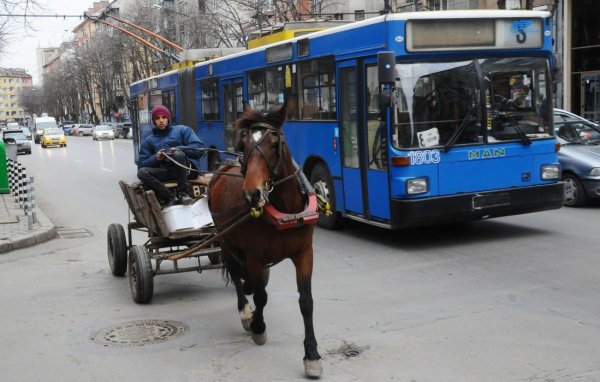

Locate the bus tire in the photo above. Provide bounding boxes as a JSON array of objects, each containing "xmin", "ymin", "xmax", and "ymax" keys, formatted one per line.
[
  {"xmin": 310, "ymin": 163, "xmax": 343, "ymax": 229},
  {"xmin": 563, "ymin": 173, "xmax": 587, "ymax": 207}
]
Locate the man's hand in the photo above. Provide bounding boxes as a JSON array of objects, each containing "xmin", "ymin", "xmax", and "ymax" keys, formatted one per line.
[{"xmin": 155, "ymin": 149, "xmax": 166, "ymax": 161}]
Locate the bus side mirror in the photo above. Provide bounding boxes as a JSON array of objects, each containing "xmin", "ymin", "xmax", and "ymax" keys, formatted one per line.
[
  {"xmin": 378, "ymin": 51, "xmax": 396, "ymax": 109},
  {"xmin": 378, "ymin": 51, "xmax": 396, "ymax": 84}
]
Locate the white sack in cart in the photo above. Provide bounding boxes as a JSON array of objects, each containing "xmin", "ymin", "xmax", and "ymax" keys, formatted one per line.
[{"xmin": 191, "ymin": 197, "xmax": 214, "ymax": 228}]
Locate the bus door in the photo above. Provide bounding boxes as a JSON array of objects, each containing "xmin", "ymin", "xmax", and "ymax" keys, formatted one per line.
[
  {"xmin": 222, "ymin": 77, "xmax": 244, "ymax": 151},
  {"xmin": 338, "ymin": 60, "xmax": 391, "ymax": 222}
]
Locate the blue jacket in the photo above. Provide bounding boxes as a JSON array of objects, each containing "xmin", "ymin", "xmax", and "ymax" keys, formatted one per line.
[{"xmin": 137, "ymin": 124, "xmax": 204, "ymax": 170}]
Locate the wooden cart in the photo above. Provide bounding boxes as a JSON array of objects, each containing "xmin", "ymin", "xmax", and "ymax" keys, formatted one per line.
[{"xmin": 107, "ymin": 179, "xmax": 222, "ymax": 303}]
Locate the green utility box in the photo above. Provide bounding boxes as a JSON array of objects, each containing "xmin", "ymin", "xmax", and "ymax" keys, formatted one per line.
[{"xmin": 0, "ymin": 141, "xmax": 11, "ymax": 194}]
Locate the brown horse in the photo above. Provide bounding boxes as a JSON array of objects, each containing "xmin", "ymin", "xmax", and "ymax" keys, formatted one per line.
[{"xmin": 208, "ymin": 102, "xmax": 322, "ymax": 378}]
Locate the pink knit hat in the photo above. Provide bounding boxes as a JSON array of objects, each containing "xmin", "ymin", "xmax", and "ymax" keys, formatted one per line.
[{"xmin": 151, "ymin": 105, "xmax": 171, "ymax": 123}]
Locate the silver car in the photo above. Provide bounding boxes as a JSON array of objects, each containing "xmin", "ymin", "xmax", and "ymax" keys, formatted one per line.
[
  {"xmin": 2, "ymin": 130, "xmax": 32, "ymax": 155},
  {"xmin": 92, "ymin": 124, "xmax": 115, "ymax": 141},
  {"xmin": 554, "ymin": 109, "xmax": 600, "ymax": 206}
]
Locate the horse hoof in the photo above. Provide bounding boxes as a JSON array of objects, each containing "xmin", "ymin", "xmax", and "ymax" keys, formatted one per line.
[
  {"xmin": 304, "ymin": 359, "xmax": 323, "ymax": 379},
  {"xmin": 252, "ymin": 331, "xmax": 267, "ymax": 345},
  {"xmin": 241, "ymin": 317, "xmax": 252, "ymax": 332},
  {"xmin": 240, "ymin": 304, "xmax": 253, "ymax": 332},
  {"xmin": 304, "ymin": 359, "xmax": 323, "ymax": 378}
]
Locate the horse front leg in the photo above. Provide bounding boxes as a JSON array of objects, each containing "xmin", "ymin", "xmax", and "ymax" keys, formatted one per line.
[
  {"xmin": 293, "ymin": 250, "xmax": 322, "ymax": 378},
  {"xmin": 224, "ymin": 253, "xmax": 253, "ymax": 332},
  {"xmin": 247, "ymin": 260, "xmax": 268, "ymax": 345}
]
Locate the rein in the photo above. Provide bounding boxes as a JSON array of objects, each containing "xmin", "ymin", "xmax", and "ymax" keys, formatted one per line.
[{"xmin": 164, "ymin": 202, "xmax": 252, "ymax": 261}]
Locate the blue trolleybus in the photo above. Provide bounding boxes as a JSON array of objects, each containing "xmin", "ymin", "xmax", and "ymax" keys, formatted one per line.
[{"xmin": 130, "ymin": 10, "xmax": 564, "ymax": 229}]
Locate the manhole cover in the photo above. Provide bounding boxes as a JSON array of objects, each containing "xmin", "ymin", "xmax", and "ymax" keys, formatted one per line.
[
  {"xmin": 57, "ymin": 228, "xmax": 93, "ymax": 239},
  {"xmin": 90, "ymin": 319, "xmax": 188, "ymax": 347}
]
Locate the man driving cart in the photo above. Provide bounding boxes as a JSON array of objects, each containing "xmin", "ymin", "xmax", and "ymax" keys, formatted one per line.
[{"xmin": 137, "ymin": 105, "xmax": 204, "ymax": 207}]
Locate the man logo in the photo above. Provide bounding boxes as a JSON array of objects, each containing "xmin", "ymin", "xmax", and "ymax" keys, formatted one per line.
[{"xmin": 468, "ymin": 148, "xmax": 506, "ymax": 160}]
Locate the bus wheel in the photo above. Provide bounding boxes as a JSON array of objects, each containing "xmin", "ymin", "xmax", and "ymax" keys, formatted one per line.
[{"xmin": 310, "ymin": 163, "xmax": 342, "ymax": 229}]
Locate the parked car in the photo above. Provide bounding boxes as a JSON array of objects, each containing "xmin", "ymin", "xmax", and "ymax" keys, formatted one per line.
[
  {"xmin": 41, "ymin": 128, "xmax": 67, "ymax": 148},
  {"xmin": 60, "ymin": 121, "xmax": 75, "ymax": 136},
  {"xmin": 115, "ymin": 122, "xmax": 132, "ymax": 139},
  {"xmin": 554, "ymin": 108, "xmax": 600, "ymax": 207},
  {"xmin": 2, "ymin": 129, "xmax": 31, "ymax": 155},
  {"xmin": 92, "ymin": 124, "xmax": 115, "ymax": 140},
  {"xmin": 72, "ymin": 123, "xmax": 94, "ymax": 136},
  {"xmin": 20, "ymin": 127, "xmax": 32, "ymax": 140}
]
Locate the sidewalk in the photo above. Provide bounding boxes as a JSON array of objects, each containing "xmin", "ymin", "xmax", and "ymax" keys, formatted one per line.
[{"xmin": 0, "ymin": 192, "xmax": 56, "ymax": 253}]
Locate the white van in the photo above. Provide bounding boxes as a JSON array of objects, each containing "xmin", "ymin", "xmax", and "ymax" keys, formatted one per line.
[{"xmin": 33, "ymin": 116, "xmax": 58, "ymax": 144}]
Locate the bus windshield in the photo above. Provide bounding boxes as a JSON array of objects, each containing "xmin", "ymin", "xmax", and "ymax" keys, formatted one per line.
[{"xmin": 392, "ymin": 57, "xmax": 552, "ymax": 149}]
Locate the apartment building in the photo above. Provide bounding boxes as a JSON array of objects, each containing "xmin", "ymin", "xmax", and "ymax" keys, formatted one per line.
[{"xmin": 0, "ymin": 68, "xmax": 33, "ymax": 125}]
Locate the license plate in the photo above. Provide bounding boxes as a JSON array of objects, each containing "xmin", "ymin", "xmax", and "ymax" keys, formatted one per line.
[{"xmin": 472, "ymin": 193, "xmax": 510, "ymax": 209}]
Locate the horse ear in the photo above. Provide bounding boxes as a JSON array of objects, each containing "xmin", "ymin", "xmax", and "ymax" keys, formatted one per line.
[
  {"xmin": 266, "ymin": 103, "xmax": 287, "ymax": 128},
  {"xmin": 242, "ymin": 101, "xmax": 252, "ymax": 113}
]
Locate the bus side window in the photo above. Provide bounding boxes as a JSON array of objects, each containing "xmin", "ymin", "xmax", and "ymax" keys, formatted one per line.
[
  {"xmin": 394, "ymin": 112, "xmax": 413, "ymax": 148},
  {"xmin": 298, "ymin": 57, "xmax": 336, "ymax": 120},
  {"xmin": 248, "ymin": 70, "xmax": 267, "ymax": 112}
]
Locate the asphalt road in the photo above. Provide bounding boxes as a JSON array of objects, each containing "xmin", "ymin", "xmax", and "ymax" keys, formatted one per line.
[{"xmin": 1, "ymin": 136, "xmax": 599, "ymax": 382}]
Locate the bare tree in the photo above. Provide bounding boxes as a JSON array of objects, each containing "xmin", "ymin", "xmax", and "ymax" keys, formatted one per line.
[
  {"xmin": 205, "ymin": 0, "xmax": 339, "ymax": 48},
  {"xmin": 19, "ymin": 86, "xmax": 44, "ymax": 118},
  {"xmin": 0, "ymin": 0, "xmax": 44, "ymax": 56}
]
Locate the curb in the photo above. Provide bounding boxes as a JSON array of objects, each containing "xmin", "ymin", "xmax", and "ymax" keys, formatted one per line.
[{"xmin": 0, "ymin": 207, "xmax": 57, "ymax": 253}]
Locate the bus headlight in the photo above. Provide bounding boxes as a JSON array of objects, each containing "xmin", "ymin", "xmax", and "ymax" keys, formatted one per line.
[
  {"xmin": 406, "ymin": 178, "xmax": 428, "ymax": 195},
  {"xmin": 541, "ymin": 165, "xmax": 560, "ymax": 180}
]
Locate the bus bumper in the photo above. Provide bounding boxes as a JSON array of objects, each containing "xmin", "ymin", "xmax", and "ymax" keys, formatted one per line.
[{"xmin": 389, "ymin": 182, "xmax": 565, "ymax": 229}]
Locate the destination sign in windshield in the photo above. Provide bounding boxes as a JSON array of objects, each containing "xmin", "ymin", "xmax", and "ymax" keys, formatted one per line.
[{"xmin": 406, "ymin": 18, "xmax": 542, "ymax": 52}]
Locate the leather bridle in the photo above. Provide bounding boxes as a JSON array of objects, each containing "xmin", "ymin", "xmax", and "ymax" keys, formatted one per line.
[{"xmin": 239, "ymin": 121, "xmax": 284, "ymax": 181}]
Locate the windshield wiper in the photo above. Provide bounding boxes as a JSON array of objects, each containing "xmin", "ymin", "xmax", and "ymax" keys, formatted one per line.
[
  {"xmin": 493, "ymin": 112, "xmax": 531, "ymax": 146},
  {"xmin": 512, "ymin": 123, "xmax": 531, "ymax": 146},
  {"xmin": 444, "ymin": 106, "xmax": 476, "ymax": 152}
]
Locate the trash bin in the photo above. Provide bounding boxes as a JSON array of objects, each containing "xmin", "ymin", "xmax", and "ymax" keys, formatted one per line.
[
  {"xmin": 4, "ymin": 139, "xmax": 17, "ymax": 161},
  {"xmin": 0, "ymin": 141, "xmax": 11, "ymax": 194}
]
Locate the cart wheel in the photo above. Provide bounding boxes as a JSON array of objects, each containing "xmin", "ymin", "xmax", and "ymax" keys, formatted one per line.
[
  {"xmin": 128, "ymin": 245, "xmax": 154, "ymax": 304},
  {"xmin": 107, "ymin": 223, "xmax": 127, "ymax": 276}
]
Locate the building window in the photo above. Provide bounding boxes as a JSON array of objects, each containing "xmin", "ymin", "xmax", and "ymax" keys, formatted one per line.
[
  {"xmin": 427, "ymin": 0, "xmax": 448, "ymax": 10},
  {"xmin": 355, "ymin": 10, "xmax": 365, "ymax": 21}
]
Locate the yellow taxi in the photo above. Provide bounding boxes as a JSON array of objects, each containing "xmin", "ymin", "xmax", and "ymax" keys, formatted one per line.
[{"xmin": 41, "ymin": 128, "xmax": 67, "ymax": 148}]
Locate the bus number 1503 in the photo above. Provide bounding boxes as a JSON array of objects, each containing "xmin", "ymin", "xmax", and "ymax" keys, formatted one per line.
[{"xmin": 407, "ymin": 150, "xmax": 441, "ymax": 165}]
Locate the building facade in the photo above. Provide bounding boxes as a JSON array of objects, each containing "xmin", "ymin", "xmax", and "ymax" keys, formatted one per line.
[{"xmin": 0, "ymin": 68, "xmax": 33, "ymax": 125}]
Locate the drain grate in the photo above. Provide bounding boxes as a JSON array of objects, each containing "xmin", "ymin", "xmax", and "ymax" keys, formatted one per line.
[
  {"xmin": 56, "ymin": 228, "xmax": 93, "ymax": 239},
  {"xmin": 90, "ymin": 319, "xmax": 188, "ymax": 348},
  {"xmin": 327, "ymin": 341, "xmax": 366, "ymax": 359}
]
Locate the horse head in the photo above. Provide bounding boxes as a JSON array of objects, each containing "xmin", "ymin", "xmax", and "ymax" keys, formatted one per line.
[{"xmin": 236, "ymin": 102, "xmax": 288, "ymax": 210}]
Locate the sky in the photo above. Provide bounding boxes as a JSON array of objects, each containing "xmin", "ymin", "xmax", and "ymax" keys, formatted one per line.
[{"xmin": 1, "ymin": 0, "xmax": 95, "ymax": 84}]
